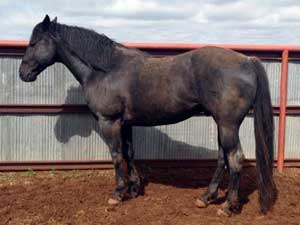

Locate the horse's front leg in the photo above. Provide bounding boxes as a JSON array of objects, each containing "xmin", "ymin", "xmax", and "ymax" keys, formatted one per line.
[
  {"xmin": 122, "ymin": 125, "xmax": 141, "ymax": 198},
  {"xmin": 98, "ymin": 118, "xmax": 130, "ymax": 205}
]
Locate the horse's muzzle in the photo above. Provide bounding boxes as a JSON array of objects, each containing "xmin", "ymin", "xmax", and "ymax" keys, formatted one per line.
[
  {"xmin": 19, "ymin": 71, "xmax": 37, "ymax": 82},
  {"xmin": 19, "ymin": 64, "xmax": 37, "ymax": 82}
]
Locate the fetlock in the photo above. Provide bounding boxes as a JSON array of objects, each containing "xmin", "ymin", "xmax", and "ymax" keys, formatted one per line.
[
  {"xmin": 201, "ymin": 191, "xmax": 218, "ymax": 203},
  {"xmin": 128, "ymin": 180, "xmax": 141, "ymax": 198}
]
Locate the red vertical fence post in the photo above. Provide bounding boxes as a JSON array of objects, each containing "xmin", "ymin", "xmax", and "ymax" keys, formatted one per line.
[{"xmin": 277, "ymin": 49, "xmax": 289, "ymax": 173}]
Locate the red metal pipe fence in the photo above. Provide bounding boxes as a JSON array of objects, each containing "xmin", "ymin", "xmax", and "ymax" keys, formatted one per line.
[
  {"xmin": 1, "ymin": 41, "xmax": 300, "ymax": 172},
  {"xmin": 278, "ymin": 50, "xmax": 289, "ymax": 173}
]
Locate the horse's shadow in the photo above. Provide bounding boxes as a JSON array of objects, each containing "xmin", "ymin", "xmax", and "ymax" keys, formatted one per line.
[{"xmin": 54, "ymin": 86, "xmax": 257, "ymax": 209}]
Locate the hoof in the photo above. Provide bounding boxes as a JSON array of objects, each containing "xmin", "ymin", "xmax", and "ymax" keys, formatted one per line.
[
  {"xmin": 129, "ymin": 183, "xmax": 140, "ymax": 198},
  {"xmin": 195, "ymin": 198, "xmax": 208, "ymax": 208},
  {"xmin": 217, "ymin": 202, "xmax": 232, "ymax": 217},
  {"xmin": 108, "ymin": 198, "xmax": 121, "ymax": 205},
  {"xmin": 217, "ymin": 208, "xmax": 232, "ymax": 217}
]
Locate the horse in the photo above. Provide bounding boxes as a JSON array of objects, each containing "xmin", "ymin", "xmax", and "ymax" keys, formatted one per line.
[{"xmin": 19, "ymin": 15, "xmax": 277, "ymax": 216}]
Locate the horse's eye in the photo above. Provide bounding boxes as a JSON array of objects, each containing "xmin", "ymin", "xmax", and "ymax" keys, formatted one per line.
[{"xmin": 29, "ymin": 42, "xmax": 36, "ymax": 47}]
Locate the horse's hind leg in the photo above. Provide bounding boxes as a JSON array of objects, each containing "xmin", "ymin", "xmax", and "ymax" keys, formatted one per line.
[
  {"xmin": 217, "ymin": 124, "xmax": 245, "ymax": 216},
  {"xmin": 122, "ymin": 125, "xmax": 141, "ymax": 198},
  {"xmin": 196, "ymin": 135, "xmax": 227, "ymax": 208}
]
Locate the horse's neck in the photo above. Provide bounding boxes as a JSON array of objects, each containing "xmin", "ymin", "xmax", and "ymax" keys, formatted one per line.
[
  {"xmin": 56, "ymin": 40, "xmax": 145, "ymax": 84},
  {"xmin": 56, "ymin": 41, "xmax": 93, "ymax": 85}
]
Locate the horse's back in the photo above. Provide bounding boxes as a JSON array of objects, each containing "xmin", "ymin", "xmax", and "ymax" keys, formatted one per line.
[
  {"xmin": 120, "ymin": 46, "xmax": 258, "ymax": 125},
  {"xmin": 192, "ymin": 46, "xmax": 247, "ymax": 66}
]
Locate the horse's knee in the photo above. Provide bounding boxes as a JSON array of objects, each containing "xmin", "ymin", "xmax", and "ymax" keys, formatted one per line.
[{"xmin": 110, "ymin": 151, "xmax": 126, "ymax": 168}]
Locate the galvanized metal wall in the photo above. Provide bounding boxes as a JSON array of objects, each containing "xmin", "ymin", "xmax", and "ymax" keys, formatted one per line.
[
  {"xmin": 0, "ymin": 57, "xmax": 85, "ymax": 105},
  {"xmin": 287, "ymin": 61, "xmax": 300, "ymax": 105},
  {"xmin": 0, "ymin": 56, "xmax": 293, "ymax": 161},
  {"xmin": 284, "ymin": 61, "xmax": 300, "ymax": 158}
]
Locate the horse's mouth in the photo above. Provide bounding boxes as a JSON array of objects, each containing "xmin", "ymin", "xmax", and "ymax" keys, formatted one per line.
[{"xmin": 19, "ymin": 72, "xmax": 37, "ymax": 82}]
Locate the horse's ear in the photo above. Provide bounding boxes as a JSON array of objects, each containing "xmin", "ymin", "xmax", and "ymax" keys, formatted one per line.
[
  {"xmin": 52, "ymin": 17, "xmax": 57, "ymax": 23},
  {"xmin": 42, "ymin": 14, "xmax": 51, "ymax": 30}
]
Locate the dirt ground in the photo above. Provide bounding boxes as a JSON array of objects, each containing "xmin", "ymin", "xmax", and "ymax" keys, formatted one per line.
[{"xmin": 0, "ymin": 166, "xmax": 299, "ymax": 225}]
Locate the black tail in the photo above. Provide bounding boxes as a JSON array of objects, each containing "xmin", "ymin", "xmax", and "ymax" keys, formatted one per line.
[{"xmin": 251, "ymin": 57, "xmax": 277, "ymax": 214}]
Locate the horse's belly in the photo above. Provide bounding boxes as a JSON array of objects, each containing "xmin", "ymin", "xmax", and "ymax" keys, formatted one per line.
[
  {"xmin": 130, "ymin": 114, "xmax": 192, "ymax": 126},
  {"xmin": 125, "ymin": 104, "xmax": 205, "ymax": 126}
]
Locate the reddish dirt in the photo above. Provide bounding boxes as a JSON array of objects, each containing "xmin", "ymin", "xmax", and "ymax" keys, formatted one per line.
[{"xmin": 0, "ymin": 167, "xmax": 299, "ymax": 225}]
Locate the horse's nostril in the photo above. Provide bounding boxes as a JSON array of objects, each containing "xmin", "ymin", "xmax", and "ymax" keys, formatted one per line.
[
  {"xmin": 19, "ymin": 71, "xmax": 24, "ymax": 78},
  {"xmin": 19, "ymin": 70, "xmax": 30, "ymax": 81},
  {"xmin": 19, "ymin": 66, "xmax": 26, "ymax": 77},
  {"xmin": 19, "ymin": 72, "xmax": 26, "ymax": 81}
]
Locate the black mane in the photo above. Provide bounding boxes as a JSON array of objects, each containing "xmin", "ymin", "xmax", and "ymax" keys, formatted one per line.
[{"xmin": 54, "ymin": 23, "xmax": 118, "ymax": 72}]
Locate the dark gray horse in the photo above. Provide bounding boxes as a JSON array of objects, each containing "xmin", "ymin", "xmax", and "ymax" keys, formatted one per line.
[{"xmin": 19, "ymin": 15, "xmax": 277, "ymax": 216}]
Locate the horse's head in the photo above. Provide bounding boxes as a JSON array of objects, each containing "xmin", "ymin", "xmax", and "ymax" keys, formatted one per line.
[{"xmin": 19, "ymin": 15, "xmax": 58, "ymax": 82}]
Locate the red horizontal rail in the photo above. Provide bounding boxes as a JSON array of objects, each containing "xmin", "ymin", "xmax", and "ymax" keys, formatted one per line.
[
  {"xmin": 123, "ymin": 42, "xmax": 300, "ymax": 52},
  {"xmin": 2, "ymin": 40, "xmax": 300, "ymax": 52},
  {"xmin": 0, "ymin": 159, "xmax": 300, "ymax": 171},
  {"xmin": 0, "ymin": 40, "xmax": 28, "ymax": 47},
  {"xmin": 0, "ymin": 104, "xmax": 300, "ymax": 115},
  {"xmin": 0, "ymin": 104, "xmax": 89, "ymax": 113}
]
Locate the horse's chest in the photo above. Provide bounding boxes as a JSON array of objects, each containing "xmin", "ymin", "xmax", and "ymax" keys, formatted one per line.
[{"xmin": 84, "ymin": 85, "xmax": 124, "ymax": 119}]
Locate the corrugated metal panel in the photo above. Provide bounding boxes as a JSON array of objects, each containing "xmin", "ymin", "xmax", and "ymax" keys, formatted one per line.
[
  {"xmin": 262, "ymin": 61, "xmax": 281, "ymax": 106},
  {"xmin": 0, "ymin": 114, "xmax": 110, "ymax": 161},
  {"xmin": 0, "ymin": 114, "xmax": 280, "ymax": 161},
  {"xmin": 133, "ymin": 117, "xmax": 218, "ymax": 159},
  {"xmin": 287, "ymin": 61, "xmax": 300, "ymax": 105},
  {"xmin": 0, "ymin": 57, "xmax": 85, "ymax": 104},
  {"xmin": 284, "ymin": 61, "xmax": 300, "ymax": 158},
  {"xmin": 285, "ymin": 116, "xmax": 300, "ymax": 158},
  {"xmin": 134, "ymin": 116, "xmax": 279, "ymax": 160},
  {"xmin": 0, "ymin": 57, "xmax": 282, "ymax": 105},
  {"xmin": 239, "ymin": 116, "xmax": 279, "ymax": 159},
  {"xmin": 0, "ymin": 56, "xmax": 290, "ymax": 161}
]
